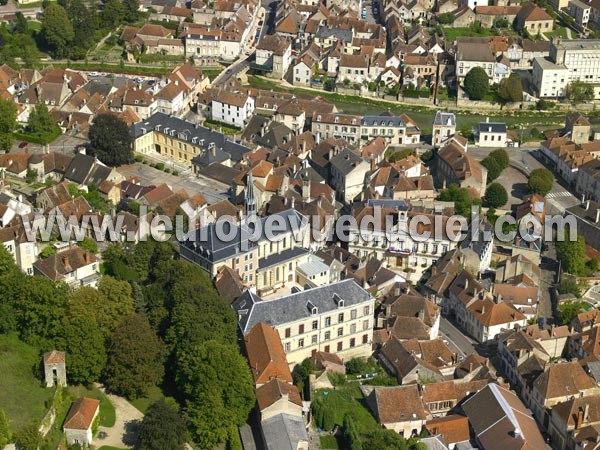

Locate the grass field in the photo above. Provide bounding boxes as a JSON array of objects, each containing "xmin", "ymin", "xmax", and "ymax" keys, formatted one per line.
[
  {"xmin": 320, "ymin": 435, "xmax": 341, "ymax": 449},
  {"xmin": 130, "ymin": 384, "xmax": 164, "ymax": 414},
  {"xmin": 0, "ymin": 334, "xmax": 54, "ymax": 432}
]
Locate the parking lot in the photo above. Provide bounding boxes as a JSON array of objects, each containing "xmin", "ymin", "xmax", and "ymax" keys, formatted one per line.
[{"xmin": 362, "ymin": 0, "xmax": 380, "ymax": 24}]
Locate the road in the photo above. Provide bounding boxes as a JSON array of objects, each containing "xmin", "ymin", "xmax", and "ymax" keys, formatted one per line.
[
  {"xmin": 439, "ymin": 317, "xmax": 477, "ymax": 357},
  {"xmin": 0, "ymin": 0, "xmax": 40, "ymax": 17}
]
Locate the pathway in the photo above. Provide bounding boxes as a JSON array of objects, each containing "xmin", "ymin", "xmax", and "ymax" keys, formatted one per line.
[{"xmin": 93, "ymin": 389, "xmax": 144, "ymax": 449}]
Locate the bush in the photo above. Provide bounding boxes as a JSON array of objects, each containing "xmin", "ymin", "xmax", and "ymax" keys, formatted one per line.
[
  {"xmin": 172, "ymin": 170, "xmax": 179, "ymax": 176},
  {"xmin": 557, "ymin": 277, "xmax": 581, "ymax": 297},
  {"xmin": 345, "ymin": 357, "xmax": 368, "ymax": 375},
  {"xmin": 164, "ymin": 168, "xmax": 171, "ymax": 173},
  {"xmin": 322, "ymin": 406, "xmax": 335, "ymax": 431},
  {"xmin": 155, "ymin": 163, "xmax": 165, "ymax": 170}
]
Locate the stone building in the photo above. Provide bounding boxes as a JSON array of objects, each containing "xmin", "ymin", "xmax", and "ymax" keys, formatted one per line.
[{"xmin": 43, "ymin": 350, "xmax": 66, "ymax": 387}]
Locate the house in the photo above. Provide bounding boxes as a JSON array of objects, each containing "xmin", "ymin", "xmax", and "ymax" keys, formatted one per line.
[
  {"xmin": 433, "ymin": 136, "xmax": 488, "ymax": 197},
  {"xmin": 261, "ymin": 413, "xmax": 309, "ymax": 450},
  {"xmin": 432, "ymin": 111, "xmax": 456, "ymax": 148},
  {"xmin": 311, "ymin": 351, "xmax": 346, "ymax": 374},
  {"xmin": 256, "ymin": 378, "xmax": 303, "ymax": 421},
  {"xmin": 329, "ymin": 149, "xmax": 370, "ymax": 203},
  {"xmin": 211, "ymin": 90, "xmax": 255, "ymax": 127},
  {"xmin": 0, "ymin": 224, "xmax": 38, "ymax": 275},
  {"xmin": 462, "ymin": 383, "xmax": 547, "ymax": 450},
  {"xmin": 476, "ymin": 121, "xmax": 508, "ymax": 147},
  {"xmin": 548, "ymin": 395, "xmax": 600, "ymax": 450},
  {"xmin": 456, "ymin": 40, "xmax": 509, "ymax": 85},
  {"xmin": 565, "ymin": 112, "xmax": 591, "ymax": 145},
  {"xmin": 516, "ymin": 2, "xmax": 553, "ymax": 35},
  {"xmin": 421, "ymin": 379, "xmax": 488, "ymax": 416},
  {"xmin": 338, "ymin": 54, "xmax": 370, "ymax": 84},
  {"xmin": 33, "ymin": 246, "xmax": 100, "ymax": 288},
  {"xmin": 380, "ymin": 287, "xmax": 441, "ymax": 339},
  {"xmin": 231, "ymin": 279, "xmax": 375, "ymax": 366},
  {"xmin": 365, "ymin": 385, "xmax": 430, "ymax": 436},
  {"xmin": 255, "ymin": 35, "xmax": 292, "ymax": 79},
  {"xmin": 63, "ymin": 397, "xmax": 100, "ymax": 446},
  {"xmin": 425, "ymin": 415, "xmax": 471, "ymax": 448}
]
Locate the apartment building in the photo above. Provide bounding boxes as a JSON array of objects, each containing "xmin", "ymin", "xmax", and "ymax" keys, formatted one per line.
[
  {"xmin": 533, "ymin": 38, "xmax": 600, "ymax": 99},
  {"xmin": 131, "ymin": 112, "xmax": 251, "ymax": 166},
  {"xmin": 211, "ymin": 90, "xmax": 256, "ymax": 127},
  {"xmin": 231, "ymin": 279, "xmax": 375, "ymax": 366},
  {"xmin": 311, "ymin": 113, "xmax": 362, "ymax": 143},
  {"xmin": 183, "ymin": 26, "xmax": 222, "ymax": 61},
  {"xmin": 432, "ymin": 111, "xmax": 456, "ymax": 148},
  {"xmin": 360, "ymin": 115, "xmax": 421, "ymax": 145},
  {"xmin": 330, "ymin": 149, "xmax": 371, "ymax": 203},
  {"xmin": 568, "ymin": 0, "xmax": 591, "ymax": 27},
  {"xmin": 255, "ymin": 35, "xmax": 292, "ymax": 79},
  {"xmin": 456, "ymin": 40, "xmax": 509, "ymax": 84}
]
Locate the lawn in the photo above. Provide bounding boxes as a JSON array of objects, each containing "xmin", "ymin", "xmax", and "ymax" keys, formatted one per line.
[
  {"xmin": 320, "ymin": 435, "xmax": 341, "ymax": 449},
  {"xmin": 313, "ymin": 385, "xmax": 379, "ymax": 436},
  {"xmin": 203, "ymin": 119, "xmax": 241, "ymax": 135},
  {"xmin": 0, "ymin": 334, "xmax": 54, "ymax": 432},
  {"xmin": 443, "ymin": 27, "xmax": 494, "ymax": 42},
  {"xmin": 130, "ymin": 384, "xmax": 164, "ymax": 413},
  {"xmin": 546, "ymin": 26, "xmax": 569, "ymax": 38}
]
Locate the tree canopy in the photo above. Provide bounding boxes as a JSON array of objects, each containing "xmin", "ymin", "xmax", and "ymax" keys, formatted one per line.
[
  {"xmin": 87, "ymin": 114, "xmax": 133, "ymax": 166},
  {"xmin": 463, "ymin": 67, "xmax": 489, "ymax": 100},
  {"xmin": 566, "ymin": 80, "xmax": 595, "ymax": 103},
  {"xmin": 559, "ymin": 300, "xmax": 590, "ymax": 325},
  {"xmin": 0, "ymin": 98, "xmax": 17, "ymax": 151},
  {"xmin": 527, "ymin": 168, "xmax": 553, "ymax": 196},
  {"xmin": 41, "ymin": 4, "xmax": 74, "ymax": 58},
  {"xmin": 138, "ymin": 399, "xmax": 187, "ymax": 450},
  {"xmin": 485, "ymin": 183, "xmax": 508, "ymax": 208},
  {"xmin": 438, "ymin": 183, "xmax": 481, "ymax": 217},
  {"xmin": 0, "ymin": 408, "xmax": 11, "ymax": 448},
  {"xmin": 62, "ymin": 315, "xmax": 107, "ymax": 385},
  {"xmin": 498, "ymin": 73, "xmax": 523, "ymax": 103},
  {"xmin": 556, "ymin": 233, "xmax": 588, "ymax": 276}
]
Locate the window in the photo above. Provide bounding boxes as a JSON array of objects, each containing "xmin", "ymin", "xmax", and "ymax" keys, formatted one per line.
[
  {"xmin": 362, "ymin": 334, "xmax": 368, "ymax": 344},
  {"xmin": 324, "ymin": 345, "xmax": 330, "ymax": 353},
  {"xmin": 325, "ymin": 317, "xmax": 331, "ymax": 326},
  {"xmin": 285, "ymin": 342, "xmax": 291, "ymax": 352},
  {"xmin": 337, "ymin": 342, "xmax": 343, "ymax": 351},
  {"xmin": 325, "ymin": 331, "xmax": 331, "ymax": 340},
  {"xmin": 338, "ymin": 313, "xmax": 344, "ymax": 323},
  {"xmin": 350, "ymin": 323, "xmax": 356, "ymax": 334},
  {"xmin": 337, "ymin": 327, "xmax": 343, "ymax": 337},
  {"xmin": 312, "ymin": 335, "xmax": 318, "ymax": 344},
  {"xmin": 312, "ymin": 320, "xmax": 318, "ymax": 330},
  {"xmin": 363, "ymin": 306, "xmax": 370, "ymax": 316},
  {"xmin": 363, "ymin": 320, "xmax": 369, "ymax": 331},
  {"xmin": 350, "ymin": 338, "xmax": 356, "ymax": 348},
  {"xmin": 299, "ymin": 324, "xmax": 305, "ymax": 334},
  {"xmin": 351, "ymin": 309, "xmax": 357, "ymax": 320},
  {"xmin": 298, "ymin": 339, "xmax": 304, "ymax": 348},
  {"xmin": 285, "ymin": 328, "xmax": 291, "ymax": 338}
]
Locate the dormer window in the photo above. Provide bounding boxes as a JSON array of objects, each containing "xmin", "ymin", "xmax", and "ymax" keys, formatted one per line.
[
  {"xmin": 317, "ymin": 115, "xmax": 322, "ymax": 121},
  {"xmin": 334, "ymin": 117, "xmax": 339, "ymax": 123},
  {"xmin": 135, "ymin": 100, "xmax": 139, "ymax": 105},
  {"xmin": 307, "ymin": 300, "xmax": 318, "ymax": 315}
]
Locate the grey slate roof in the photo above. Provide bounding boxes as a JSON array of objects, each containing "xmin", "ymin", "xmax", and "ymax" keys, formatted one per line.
[
  {"xmin": 361, "ymin": 115, "xmax": 406, "ymax": 127},
  {"xmin": 64, "ymin": 154, "xmax": 96, "ymax": 185},
  {"xmin": 330, "ymin": 149, "xmax": 365, "ymax": 176},
  {"xmin": 181, "ymin": 208, "xmax": 308, "ymax": 264},
  {"xmin": 232, "ymin": 279, "xmax": 373, "ymax": 334},
  {"xmin": 316, "ymin": 26, "xmax": 353, "ymax": 43},
  {"xmin": 478, "ymin": 122, "xmax": 507, "ymax": 134},
  {"xmin": 261, "ymin": 413, "xmax": 309, "ymax": 450},
  {"xmin": 131, "ymin": 112, "xmax": 251, "ymax": 164},
  {"xmin": 258, "ymin": 246, "xmax": 309, "ymax": 270},
  {"xmin": 433, "ymin": 111, "xmax": 456, "ymax": 127}
]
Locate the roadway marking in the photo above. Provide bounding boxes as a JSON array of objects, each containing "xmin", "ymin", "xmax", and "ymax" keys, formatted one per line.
[{"xmin": 546, "ymin": 191, "xmax": 573, "ymax": 199}]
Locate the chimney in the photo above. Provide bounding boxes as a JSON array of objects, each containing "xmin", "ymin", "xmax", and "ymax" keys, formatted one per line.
[
  {"xmin": 62, "ymin": 254, "xmax": 71, "ymax": 271},
  {"xmin": 586, "ymin": 200, "xmax": 590, "ymax": 210},
  {"xmin": 596, "ymin": 209, "xmax": 600, "ymax": 224},
  {"xmin": 576, "ymin": 407, "xmax": 584, "ymax": 430},
  {"xmin": 486, "ymin": 117, "xmax": 489, "ymax": 123},
  {"xmin": 212, "ymin": 147, "xmax": 216, "ymax": 157},
  {"xmin": 317, "ymin": 195, "xmax": 322, "ymax": 209},
  {"xmin": 585, "ymin": 403, "xmax": 590, "ymax": 422},
  {"xmin": 302, "ymin": 179, "xmax": 311, "ymax": 202},
  {"xmin": 291, "ymin": 197, "xmax": 295, "ymax": 209}
]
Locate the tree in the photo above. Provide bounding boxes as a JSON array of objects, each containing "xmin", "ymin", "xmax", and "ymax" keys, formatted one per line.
[
  {"xmin": 79, "ymin": 236, "xmax": 98, "ymax": 254},
  {"xmin": 104, "ymin": 313, "xmax": 165, "ymax": 398},
  {"xmin": 292, "ymin": 358, "xmax": 315, "ymax": 399},
  {"xmin": 566, "ymin": 80, "xmax": 594, "ymax": 103},
  {"xmin": 62, "ymin": 315, "xmax": 106, "ymax": 385},
  {"xmin": 438, "ymin": 183, "xmax": 481, "ymax": 217},
  {"xmin": 27, "ymin": 103, "xmax": 57, "ymax": 136},
  {"xmin": 559, "ymin": 300, "xmax": 589, "ymax": 325},
  {"xmin": 364, "ymin": 429, "xmax": 409, "ymax": 450},
  {"xmin": 463, "ymin": 67, "xmax": 489, "ymax": 100},
  {"xmin": 527, "ymin": 168, "xmax": 553, "ymax": 196},
  {"xmin": 122, "ymin": 0, "xmax": 140, "ymax": 23},
  {"xmin": 138, "ymin": 399, "xmax": 187, "ymax": 450},
  {"xmin": 0, "ymin": 98, "xmax": 17, "ymax": 151},
  {"xmin": 0, "ymin": 408, "xmax": 11, "ymax": 448},
  {"xmin": 556, "ymin": 234, "xmax": 588, "ymax": 276},
  {"xmin": 489, "ymin": 149, "xmax": 509, "ymax": 169},
  {"xmin": 498, "ymin": 73, "xmax": 523, "ymax": 103},
  {"xmin": 322, "ymin": 406, "xmax": 335, "ymax": 431},
  {"xmin": 14, "ymin": 423, "xmax": 41, "ymax": 450},
  {"xmin": 0, "ymin": 244, "xmax": 15, "ymax": 276},
  {"xmin": 41, "ymin": 3, "xmax": 74, "ymax": 58},
  {"xmin": 438, "ymin": 12, "xmax": 454, "ymax": 24},
  {"xmin": 481, "ymin": 156, "xmax": 502, "ymax": 182},
  {"xmin": 485, "ymin": 183, "xmax": 508, "ymax": 208},
  {"xmin": 557, "ymin": 277, "xmax": 581, "ymax": 297},
  {"xmin": 87, "ymin": 114, "xmax": 133, "ymax": 166},
  {"xmin": 176, "ymin": 341, "xmax": 254, "ymax": 449},
  {"xmin": 101, "ymin": 0, "xmax": 125, "ymax": 30},
  {"xmin": 343, "ymin": 414, "xmax": 362, "ymax": 450},
  {"xmin": 345, "ymin": 357, "xmax": 368, "ymax": 375}
]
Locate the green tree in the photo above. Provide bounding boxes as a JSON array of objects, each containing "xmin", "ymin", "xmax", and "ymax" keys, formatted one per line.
[
  {"xmin": 292, "ymin": 358, "xmax": 316, "ymax": 399},
  {"xmin": 0, "ymin": 98, "xmax": 17, "ymax": 151},
  {"xmin": 438, "ymin": 183, "xmax": 481, "ymax": 217},
  {"xmin": 104, "ymin": 313, "xmax": 165, "ymax": 398},
  {"xmin": 527, "ymin": 168, "xmax": 553, "ymax": 196},
  {"xmin": 0, "ymin": 244, "xmax": 16, "ymax": 276},
  {"xmin": 489, "ymin": 149, "xmax": 509, "ymax": 169},
  {"xmin": 463, "ymin": 67, "xmax": 489, "ymax": 100},
  {"xmin": 481, "ymin": 156, "xmax": 502, "ymax": 181},
  {"xmin": 0, "ymin": 407, "xmax": 11, "ymax": 448},
  {"xmin": 101, "ymin": 0, "xmax": 125, "ymax": 30},
  {"xmin": 13, "ymin": 12, "xmax": 28, "ymax": 34},
  {"xmin": 79, "ymin": 236, "xmax": 98, "ymax": 254},
  {"xmin": 87, "ymin": 114, "xmax": 133, "ymax": 166},
  {"xmin": 345, "ymin": 357, "xmax": 368, "ymax": 375},
  {"xmin": 364, "ymin": 429, "xmax": 409, "ymax": 450},
  {"xmin": 322, "ymin": 406, "xmax": 335, "ymax": 431},
  {"xmin": 65, "ymin": 0, "xmax": 99, "ymax": 57},
  {"xmin": 14, "ymin": 423, "xmax": 41, "ymax": 450},
  {"xmin": 138, "ymin": 398, "xmax": 187, "ymax": 450},
  {"xmin": 566, "ymin": 80, "xmax": 595, "ymax": 103},
  {"xmin": 27, "ymin": 103, "xmax": 57, "ymax": 136},
  {"xmin": 343, "ymin": 414, "xmax": 362, "ymax": 450},
  {"xmin": 559, "ymin": 300, "xmax": 589, "ymax": 325},
  {"xmin": 438, "ymin": 12, "xmax": 454, "ymax": 24},
  {"xmin": 41, "ymin": 3, "xmax": 74, "ymax": 58},
  {"xmin": 557, "ymin": 277, "xmax": 582, "ymax": 297},
  {"xmin": 62, "ymin": 315, "xmax": 106, "ymax": 384},
  {"xmin": 498, "ymin": 73, "xmax": 523, "ymax": 103},
  {"xmin": 556, "ymin": 234, "xmax": 588, "ymax": 276},
  {"xmin": 39, "ymin": 245, "xmax": 57, "ymax": 259},
  {"xmin": 176, "ymin": 340, "xmax": 254, "ymax": 449},
  {"xmin": 485, "ymin": 183, "xmax": 508, "ymax": 208},
  {"xmin": 122, "ymin": 0, "xmax": 140, "ymax": 23}
]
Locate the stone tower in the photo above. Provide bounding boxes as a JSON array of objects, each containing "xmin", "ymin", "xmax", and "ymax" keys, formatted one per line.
[
  {"xmin": 245, "ymin": 172, "xmax": 257, "ymax": 219},
  {"xmin": 44, "ymin": 350, "xmax": 67, "ymax": 387}
]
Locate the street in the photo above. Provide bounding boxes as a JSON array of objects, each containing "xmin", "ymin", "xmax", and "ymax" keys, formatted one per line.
[{"xmin": 439, "ymin": 317, "xmax": 477, "ymax": 357}]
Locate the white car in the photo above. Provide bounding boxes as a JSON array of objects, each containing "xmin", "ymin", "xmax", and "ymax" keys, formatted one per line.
[{"xmin": 89, "ymin": 72, "xmax": 99, "ymax": 77}]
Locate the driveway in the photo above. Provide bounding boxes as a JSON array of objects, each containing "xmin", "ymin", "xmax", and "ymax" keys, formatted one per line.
[{"xmin": 93, "ymin": 390, "xmax": 143, "ymax": 449}]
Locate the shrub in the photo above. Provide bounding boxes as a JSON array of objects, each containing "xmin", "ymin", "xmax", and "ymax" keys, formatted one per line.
[
  {"xmin": 172, "ymin": 170, "xmax": 179, "ymax": 176},
  {"xmin": 485, "ymin": 183, "xmax": 508, "ymax": 208},
  {"xmin": 155, "ymin": 162, "xmax": 165, "ymax": 170}
]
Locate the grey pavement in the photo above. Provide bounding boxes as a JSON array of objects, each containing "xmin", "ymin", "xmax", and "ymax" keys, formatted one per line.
[{"xmin": 439, "ymin": 317, "xmax": 477, "ymax": 357}]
